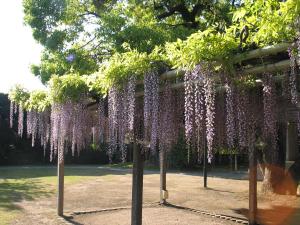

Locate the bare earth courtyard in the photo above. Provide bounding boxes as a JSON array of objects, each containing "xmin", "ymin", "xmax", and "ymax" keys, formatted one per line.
[{"xmin": 1, "ymin": 166, "xmax": 300, "ymax": 225}]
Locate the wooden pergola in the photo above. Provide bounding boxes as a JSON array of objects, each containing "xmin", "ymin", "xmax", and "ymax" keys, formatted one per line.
[{"xmin": 56, "ymin": 42, "xmax": 300, "ymax": 225}]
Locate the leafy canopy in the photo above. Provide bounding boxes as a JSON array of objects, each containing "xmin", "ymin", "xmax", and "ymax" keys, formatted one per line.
[
  {"xmin": 166, "ymin": 28, "xmax": 238, "ymax": 69},
  {"xmin": 166, "ymin": 0, "xmax": 300, "ymax": 70},
  {"xmin": 232, "ymin": 0, "xmax": 300, "ymax": 46},
  {"xmin": 31, "ymin": 47, "xmax": 99, "ymax": 84},
  {"xmin": 15, "ymin": 0, "xmax": 300, "ymax": 109},
  {"xmin": 23, "ymin": 0, "xmax": 196, "ymax": 83},
  {"xmin": 8, "ymin": 86, "xmax": 50, "ymax": 112},
  {"xmin": 8, "ymin": 85, "xmax": 30, "ymax": 108},
  {"xmin": 26, "ymin": 91, "xmax": 51, "ymax": 112},
  {"xmin": 49, "ymin": 74, "xmax": 89, "ymax": 103}
]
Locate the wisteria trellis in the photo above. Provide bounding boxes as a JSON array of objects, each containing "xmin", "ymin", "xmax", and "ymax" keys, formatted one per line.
[{"xmin": 9, "ymin": 47, "xmax": 300, "ymax": 164}]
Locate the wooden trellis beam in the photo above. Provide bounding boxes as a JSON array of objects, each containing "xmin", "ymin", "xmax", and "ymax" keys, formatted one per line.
[
  {"xmin": 232, "ymin": 42, "xmax": 291, "ymax": 64},
  {"xmin": 135, "ymin": 58, "xmax": 298, "ymax": 97},
  {"xmin": 243, "ymin": 59, "xmax": 291, "ymax": 74},
  {"xmin": 135, "ymin": 43, "xmax": 291, "ymax": 86},
  {"xmin": 160, "ymin": 58, "xmax": 294, "ymax": 82}
]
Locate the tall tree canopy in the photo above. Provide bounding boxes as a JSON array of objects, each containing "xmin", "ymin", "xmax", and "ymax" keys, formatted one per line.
[{"xmin": 23, "ymin": 0, "xmax": 236, "ymax": 83}]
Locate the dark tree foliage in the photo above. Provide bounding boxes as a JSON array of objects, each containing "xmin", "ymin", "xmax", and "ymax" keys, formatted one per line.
[{"xmin": 152, "ymin": 0, "xmax": 234, "ymax": 29}]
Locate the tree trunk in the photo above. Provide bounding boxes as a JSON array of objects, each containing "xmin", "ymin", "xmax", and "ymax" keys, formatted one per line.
[
  {"xmin": 57, "ymin": 154, "xmax": 64, "ymax": 216},
  {"xmin": 249, "ymin": 145, "xmax": 257, "ymax": 225},
  {"xmin": 262, "ymin": 165, "xmax": 273, "ymax": 193},
  {"xmin": 160, "ymin": 149, "xmax": 167, "ymax": 204},
  {"xmin": 261, "ymin": 123, "xmax": 287, "ymax": 193},
  {"xmin": 131, "ymin": 142, "xmax": 144, "ymax": 225}
]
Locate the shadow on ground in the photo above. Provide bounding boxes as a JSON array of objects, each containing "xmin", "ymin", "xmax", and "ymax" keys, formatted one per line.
[
  {"xmin": 0, "ymin": 179, "xmax": 54, "ymax": 211},
  {"xmin": 0, "ymin": 166, "xmax": 129, "ymax": 215},
  {"xmin": 0, "ymin": 166, "xmax": 129, "ymax": 179},
  {"xmin": 63, "ymin": 215, "xmax": 84, "ymax": 225}
]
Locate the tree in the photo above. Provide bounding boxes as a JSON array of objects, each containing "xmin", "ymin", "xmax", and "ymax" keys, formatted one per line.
[{"xmin": 23, "ymin": 0, "xmax": 235, "ymax": 82}]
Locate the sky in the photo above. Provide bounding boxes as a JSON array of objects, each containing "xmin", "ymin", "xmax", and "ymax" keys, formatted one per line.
[{"xmin": 0, "ymin": 0, "xmax": 45, "ymax": 94}]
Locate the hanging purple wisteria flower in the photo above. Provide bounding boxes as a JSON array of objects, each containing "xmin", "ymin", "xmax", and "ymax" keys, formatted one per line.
[
  {"xmin": 17, "ymin": 105, "xmax": 24, "ymax": 137},
  {"xmin": 144, "ymin": 71, "xmax": 159, "ymax": 153},
  {"xmin": 194, "ymin": 64, "xmax": 205, "ymax": 132},
  {"xmin": 98, "ymin": 98, "xmax": 106, "ymax": 143},
  {"xmin": 203, "ymin": 75, "xmax": 215, "ymax": 163},
  {"xmin": 288, "ymin": 48, "xmax": 298, "ymax": 105},
  {"xmin": 236, "ymin": 90, "xmax": 248, "ymax": 149},
  {"xmin": 263, "ymin": 73, "xmax": 278, "ymax": 160},
  {"xmin": 127, "ymin": 76, "xmax": 136, "ymax": 132},
  {"xmin": 159, "ymin": 82, "xmax": 176, "ymax": 152},
  {"xmin": 184, "ymin": 71, "xmax": 195, "ymax": 153},
  {"xmin": 225, "ymin": 83, "xmax": 235, "ymax": 148},
  {"xmin": 108, "ymin": 86, "xmax": 118, "ymax": 162},
  {"xmin": 9, "ymin": 101, "xmax": 14, "ymax": 128}
]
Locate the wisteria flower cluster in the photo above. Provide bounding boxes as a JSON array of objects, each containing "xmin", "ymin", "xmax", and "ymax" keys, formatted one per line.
[
  {"xmin": 158, "ymin": 82, "xmax": 177, "ymax": 152},
  {"xmin": 236, "ymin": 90, "xmax": 248, "ymax": 149},
  {"xmin": 50, "ymin": 98, "xmax": 90, "ymax": 162},
  {"xmin": 144, "ymin": 71, "xmax": 159, "ymax": 153},
  {"xmin": 10, "ymin": 95, "xmax": 95, "ymax": 163},
  {"xmin": 9, "ymin": 101, "xmax": 15, "ymax": 129},
  {"xmin": 225, "ymin": 83, "xmax": 235, "ymax": 148},
  {"xmin": 203, "ymin": 76, "xmax": 216, "ymax": 163},
  {"xmin": 288, "ymin": 48, "xmax": 298, "ymax": 105},
  {"xmin": 108, "ymin": 77, "xmax": 136, "ymax": 162},
  {"xmin": 263, "ymin": 73, "xmax": 278, "ymax": 158},
  {"xmin": 184, "ymin": 64, "xmax": 215, "ymax": 163}
]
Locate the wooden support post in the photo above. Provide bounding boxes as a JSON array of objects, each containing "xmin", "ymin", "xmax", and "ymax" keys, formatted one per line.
[
  {"xmin": 230, "ymin": 154, "xmax": 233, "ymax": 170},
  {"xmin": 131, "ymin": 142, "xmax": 144, "ymax": 225},
  {"xmin": 286, "ymin": 122, "xmax": 298, "ymax": 162},
  {"xmin": 57, "ymin": 156, "xmax": 64, "ymax": 217},
  {"xmin": 249, "ymin": 146, "xmax": 257, "ymax": 225},
  {"xmin": 160, "ymin": 149, "xmax": 167, "ymax": 204},
  {"xmin": 235, "ymin": 154, "xmax": 238, "ymax": 171},
  {"xmin": 203, "ymin": 145, "xmax": 208, "ymax": 188}
]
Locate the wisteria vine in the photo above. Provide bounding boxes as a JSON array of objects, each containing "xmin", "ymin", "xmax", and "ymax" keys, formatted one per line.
[
  {"xmin": 225, "ymin": 83, "xmax": 235, "ymax": 148},
  {"xmin": 144, "ymin": 71, "xmax": 159, "ymax": 153},
  {"xmin": 263, "ymin": 73, "xmax": 278, "ymax": 161},
  {"xmin": 236, "ymin": 90, "xmax": 248, "ymax": 149},
  {"xmin": 203, "ymin": 75, "xmax": 216, "ymax": 163},
  {"xmin": 108, "ymin": 77, "xmax": 136, "ymax": 162},
  {"xmin": 159, "ymin": 82, "xmax": 177, "ymax": 152},
  {"xmin": 288, "ymin": 48, "xmax": 298, "ymax": 105},
  {"xmin": 184, "ymin": 64, "xmax": 216, "ymax": 163}
]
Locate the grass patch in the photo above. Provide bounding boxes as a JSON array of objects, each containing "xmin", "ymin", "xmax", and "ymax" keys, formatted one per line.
[
  {"xmin": 104, "ymin": 162, "xmax": 133, "ymax": 169},
  {"xmin": 0, "ymin": 166, "xmax": 128, "ymax": 225},
  {"xmin": 103, "ymin": 162, "xmax": 226, "ymax": 171},
  {"xmin": 0, "ymin": 175, "xmax": 55, "ymax": 225},
  {"xmin": 103, "ymin": 162, "xmax": 160, "ymax": 171}
]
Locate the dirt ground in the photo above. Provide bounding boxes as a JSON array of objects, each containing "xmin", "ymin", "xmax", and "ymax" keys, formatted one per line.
[
  {"xmin": 11, "ymin": 167, "xmax": 300, "ymax": 225},
  {"xmin": 73, "ymin": 207, "xmax": 240, "ymax": 225}
]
